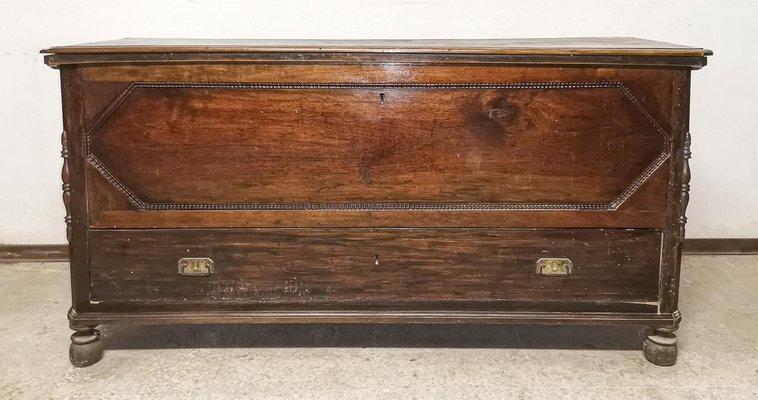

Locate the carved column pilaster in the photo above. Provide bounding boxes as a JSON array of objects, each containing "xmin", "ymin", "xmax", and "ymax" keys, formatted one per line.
[
  {"xmin": 61, "ymin": 130, "xmax": 72, "ymax": 243},
  {"xmin": 678, "ymin": 132, "xmax": 692, "ymax": 243}
]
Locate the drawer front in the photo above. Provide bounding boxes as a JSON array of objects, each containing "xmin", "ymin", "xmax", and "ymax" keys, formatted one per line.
[
  {"xmin": 88, "ymin": 229, "xmax": 661, "ymax": 311},
  {"xmin": 80, "ymin": 66, "xmax": 676, "ymax": 229}
]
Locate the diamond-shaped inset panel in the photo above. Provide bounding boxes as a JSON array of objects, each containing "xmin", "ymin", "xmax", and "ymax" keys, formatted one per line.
[{"xmin": 85, "ymin": 82, "xmax": 667, "ymax": 211}]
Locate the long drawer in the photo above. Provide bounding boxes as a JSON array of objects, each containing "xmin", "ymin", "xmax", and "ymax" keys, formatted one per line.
[{"xmin": 88, "ymin": 229, "xmax": 662, "ymax": 312}]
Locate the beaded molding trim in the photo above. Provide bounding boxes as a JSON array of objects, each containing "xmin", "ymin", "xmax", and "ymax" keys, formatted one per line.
[{"xmin": 84, "ymin": 81, "xmax": 669, "ymax": 212}]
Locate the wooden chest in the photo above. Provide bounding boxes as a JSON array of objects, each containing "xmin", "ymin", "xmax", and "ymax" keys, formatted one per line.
[{"xmin": 43, "ymin": 38, "xmax": 710, "ymax": 367}]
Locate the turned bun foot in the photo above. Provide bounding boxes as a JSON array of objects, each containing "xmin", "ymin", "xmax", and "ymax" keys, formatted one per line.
[
  {"xmin": 69, "ymin": 328, "xmax": 103, "ymax": 367},
  {"xmin": 643, "ymin": 329, "xmax": 678, "ymax": 366}
]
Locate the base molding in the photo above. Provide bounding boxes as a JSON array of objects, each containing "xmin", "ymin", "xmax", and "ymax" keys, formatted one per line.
[
  {"xmin": 67, "ymin": 307, "xmax": 681, "ymax": 328},
  {"xmin": 2, "ymin": 239, "xmax": 757, "ymax": 262}
]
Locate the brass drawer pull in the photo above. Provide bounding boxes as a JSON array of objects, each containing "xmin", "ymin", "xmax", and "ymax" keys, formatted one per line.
[
  {"xmin": 536, "ymin": 258, "xmax": 573, "ymax": 276},
  {"xmin": 178, "ymin": 258, "xmax": 214, "ymax": 276}
]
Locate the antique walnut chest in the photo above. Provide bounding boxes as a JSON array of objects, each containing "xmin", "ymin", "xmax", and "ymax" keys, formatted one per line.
[{"xmin": 42, "ymin": 38, "xmax": 710, "ymax": 367}]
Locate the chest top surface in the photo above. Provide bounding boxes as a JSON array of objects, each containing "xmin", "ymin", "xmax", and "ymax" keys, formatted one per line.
[
  {"xmin": 41, "ymin": 37, "xmax": 711, "ymax": 68},
  {"xmin": 43, "ymin": 37, "xmax": 709, "ymax": 55}
]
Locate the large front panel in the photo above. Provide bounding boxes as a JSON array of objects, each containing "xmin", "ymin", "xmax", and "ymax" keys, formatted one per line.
[
  {"xmin": 88, "ymin": 82, "xmax": 665, "ymax": 209},
  {"xmin": 77, "ymin": 65, "xmax": 677, "ymax": 229}
]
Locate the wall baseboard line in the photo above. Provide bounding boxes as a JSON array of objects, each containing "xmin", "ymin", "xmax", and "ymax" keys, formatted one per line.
[
  {"xmin": 0, "ymin": 245, "xmax": 69, "ymax": 262},
  {"xmin": 681, "ymin": 238, "xmax": 758, "ymax": 255}
]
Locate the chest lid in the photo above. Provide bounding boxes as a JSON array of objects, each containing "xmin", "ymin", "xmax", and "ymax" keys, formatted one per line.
[{"xmin": 42, "ymin": 37, "xmax": 711, "ymax": 68}]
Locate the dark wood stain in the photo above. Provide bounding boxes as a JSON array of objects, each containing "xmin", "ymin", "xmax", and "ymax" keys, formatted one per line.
[
  {"xmin": 88, "ymin": 229, "xmax": 662, "ymax": 307},
  {"xmin": 42, "ymin": 38, "xmax": 710, "ymax": 366}
]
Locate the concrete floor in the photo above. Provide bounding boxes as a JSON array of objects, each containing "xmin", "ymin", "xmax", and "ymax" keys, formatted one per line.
[{"xmin": 0, "ymin": 255, "xmax": 756, "ymax": 399}]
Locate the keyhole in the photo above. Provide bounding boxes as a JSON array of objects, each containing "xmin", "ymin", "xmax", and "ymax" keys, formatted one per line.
[
  {"xmin": 374, "ymin": 255, "xmax": 380, "ymax": 266},
  {"xmin": 379, "ymin": 92, "xmax": 385, "ymax": 104}
]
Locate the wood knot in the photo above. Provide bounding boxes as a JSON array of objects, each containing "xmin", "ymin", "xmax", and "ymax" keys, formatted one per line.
[{"xmin": 488, "ymin": 108, "xmax": 512, "ymax": 122}]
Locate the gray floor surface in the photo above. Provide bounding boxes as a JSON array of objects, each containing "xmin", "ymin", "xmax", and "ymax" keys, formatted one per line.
[{"xmin": 0, "ymin": 255, "xmax": 756, "ymax": 399}]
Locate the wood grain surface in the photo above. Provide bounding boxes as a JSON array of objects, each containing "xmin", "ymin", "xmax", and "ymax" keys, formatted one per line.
[
  {"xmin": 80, "ymin": 65, "xmax": 676, "ymax": 228},
  {"xmin": 88, "ymin": 229, "xmax": 662, "ymax": 310},
  {"xmin": 42, "ymin": 37, "xmax": 709, "ymax": 56},
  {"xmin": 42, "ymin": 39, "xmax": 708, "ymax": 337},
  {"xmin": 88, "ymin": 83, "xmax": 664, "ymax": 207},
  {"xmin": 42, "ymin": 38, "xmax": 711, "ymax": 69}
]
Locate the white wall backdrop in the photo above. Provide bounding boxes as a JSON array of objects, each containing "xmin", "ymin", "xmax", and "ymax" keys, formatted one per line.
[{"xmin": 1, "ymin": 0, "xmax": 755, "ymax": 243}]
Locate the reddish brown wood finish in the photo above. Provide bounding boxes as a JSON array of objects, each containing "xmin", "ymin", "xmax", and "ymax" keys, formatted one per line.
[
  {"xmin": 77, "ymin": 65, "xmax": 675, "ymax": 229},
  {"xmin": 88, "ymin": 83, "xmax": 664, "ymax": 207},
  {"xmin": 43, "ymin": 38, "xmax": 709, "ymax": 366}
]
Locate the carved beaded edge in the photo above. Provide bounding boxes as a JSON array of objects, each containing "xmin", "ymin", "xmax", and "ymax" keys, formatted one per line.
[{"xmin": 83, "ymin": 81, "xmax": 670, "ymax": 212}]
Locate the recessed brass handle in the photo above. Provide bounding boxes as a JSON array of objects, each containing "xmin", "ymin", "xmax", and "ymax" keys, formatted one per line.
[
  {"xmin": 178, "ymin": 258, "xmax": 214, "ymax": 276},
  {"xmin": 536, "ymin": 258, "xmax": 573, "ymax": 276}
]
